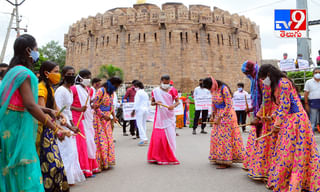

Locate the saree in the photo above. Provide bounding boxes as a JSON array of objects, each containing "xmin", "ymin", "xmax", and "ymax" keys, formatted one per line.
[
  {"xmin": 147, "ymin": 87, "xmax": 179, "ymax": 165},
  {"xmin": 0, "ymin": 66, "xmax": 44, "ymax": 192}
]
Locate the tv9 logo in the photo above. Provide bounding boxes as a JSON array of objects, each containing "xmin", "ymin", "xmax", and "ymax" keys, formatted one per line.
[{"xmin": 274, "ymin": 9, "xmax": 307, "ymax": 38}]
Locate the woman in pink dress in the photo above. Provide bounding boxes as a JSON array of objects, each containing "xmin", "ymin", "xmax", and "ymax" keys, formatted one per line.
[
  {"xmin": 202, "ymin": 77, "xmax": 244, "ymax": 169},
  {"xmin": 92, "ymin": 77, "xmax": 122, "ymax": 171},
  {"xmin": 259, "ymin": 64, "xmax": 320, "ymax": 191},
  {"xmin": 71, "ymin": 69, "xmax": 99, "ymax": 177},
  {"xmin": 147, "ymin": 75, "xmax": 180, "ymax": 165}
]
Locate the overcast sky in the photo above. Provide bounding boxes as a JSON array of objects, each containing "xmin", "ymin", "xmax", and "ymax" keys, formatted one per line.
[{"xmin": 1, "ymin": 0, "xmax": 320, "ymax": 63}]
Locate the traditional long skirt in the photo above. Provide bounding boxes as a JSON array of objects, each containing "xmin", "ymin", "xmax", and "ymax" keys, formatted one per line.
[
  {"xmin": 248, "ymin": 121, "xmax": 278, "ymax": 181},
  {"xmin": 266, "ymin": 111, "xmax": 320, "ymax": 191},
  {"xmin": 38, "ymin": 125, "xmax": 69, "ymax": 192},
  {"xmin": 72, "ymin": 115, "xmax": 99, "ymax": 177},
  {"xmin": 1, "ymin": 110, "xmax": 44, "ymax": 192},
  {"xmin": 147, "ymin": 128, "xmax": 180, "ymax": 165},
  {"xmin": 209, "ymin": 110, "xmax": 244, "ymax": 165},
  {"xmin": 176, "ymin": 115, "xmax": 184, "ymax": 128},
  {"xmin": 242, "ymin": 126, "xmax": 258, "ymax": 171},
  {"xmin": 94, "ymin": 116, "xmax": 115, "ymax": 170}
]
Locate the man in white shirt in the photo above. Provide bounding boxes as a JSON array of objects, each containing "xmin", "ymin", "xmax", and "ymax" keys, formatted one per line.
[
  {"xmin": 304, "ymin": 67, "xmax": 320, "ymax": 132},
  {"xmin": 233, "ymin": 82, "xmax": 249, "ymax": 132},
  {"xmin": 193, "ymin": 79, "xmax": 211, "ymax": 135},
  {"xmin": 131, "ymin": 80, "xmax": 150, "ymax": 145}
]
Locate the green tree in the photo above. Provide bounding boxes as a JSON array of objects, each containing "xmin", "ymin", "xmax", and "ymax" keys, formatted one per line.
[
  {"xmin": 38, "ymin": 41, "xmax": 66, "ymax": 69},
  {"xmin": 98, "ymin": 64, "xmax": 124, "ymax": 79},
  {"xmin": 34, "ymin": 53, "xmax": 48, "ymax": 72}
]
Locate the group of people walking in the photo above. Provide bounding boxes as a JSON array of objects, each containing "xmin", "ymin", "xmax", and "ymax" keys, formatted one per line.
[{"xmin": 1, "ymin": 34, "xmax": 320, "ymax": 192}]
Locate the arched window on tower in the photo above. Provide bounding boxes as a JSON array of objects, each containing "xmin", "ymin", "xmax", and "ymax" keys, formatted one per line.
[{"xmin": 208, "ymin": 33, "xmax": 211, "ymax": 44}]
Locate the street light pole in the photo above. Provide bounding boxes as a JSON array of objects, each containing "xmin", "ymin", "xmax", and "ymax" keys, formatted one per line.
[
  {"xmin": 0, "ymin": 8, "xmax": 15, "ymax": 63},
  {"xmin": 5, "ymin": 0, "xmax": 26, "ymax": 37}
]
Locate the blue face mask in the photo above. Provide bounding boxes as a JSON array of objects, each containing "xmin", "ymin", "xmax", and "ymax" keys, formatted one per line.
[
  {"xmin": 107, "ymin": 80, "xmax": 117, "ymax": 95},
  {"xmin": 238, "ymin": 87, "xmax": 243, "ymax": 92},
  {"xmin": 30, "ymin": 50, "xmax": 40, "ymax": 63}
]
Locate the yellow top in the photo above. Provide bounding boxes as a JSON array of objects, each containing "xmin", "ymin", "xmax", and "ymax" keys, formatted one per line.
[{"xmin": 38, "ymin": 81, "xmax": 55, "ymax": 104}]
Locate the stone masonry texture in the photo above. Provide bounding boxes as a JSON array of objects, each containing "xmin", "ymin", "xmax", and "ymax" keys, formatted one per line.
[{"xmin": 64, "ymin": 3, "xmax": 262, "ymax": 92}]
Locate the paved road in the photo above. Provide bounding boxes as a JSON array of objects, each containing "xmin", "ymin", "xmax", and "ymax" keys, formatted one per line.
[{"xmin": 71, "ymin": 123, "xmax": 276, "ymax": 192}]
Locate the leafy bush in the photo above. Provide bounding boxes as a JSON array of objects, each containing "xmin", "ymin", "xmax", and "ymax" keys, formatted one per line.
[{"xmin": 287, "ymin": 71, "xmax": 313, "ymax": 92}]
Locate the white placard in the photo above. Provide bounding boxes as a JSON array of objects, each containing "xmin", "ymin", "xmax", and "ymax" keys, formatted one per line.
[
  {"xmin": 195, "ymin": 96, "xmax": 212, "ymax": 110},
  {"xmin": 233, "ymin": 94, "xmax": 252, "ymax": 111},
  {"xmin": 123, "ymin": 102, "xmax": 136, "ymax": 121},
  {"xmin": 297, "ymin": 59, "xmax": 309, "ymax": 69},
  {"xmin": 279, "ymin": 59, "xmax": 295, "ymax": 71},
  {"xmin": 174, "ymin": 100, "xmax": 184, "ymax": 115}
]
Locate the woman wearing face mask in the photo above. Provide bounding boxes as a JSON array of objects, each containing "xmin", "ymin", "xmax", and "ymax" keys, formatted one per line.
[
  {"xmin": 93, "ymin": 76, "xmax": 123, "ymax": 170},
  {"xmin": 240, "ymin": 60, "xmax": 262, "ymax": 172},
  {"xmin": 202, "ymin": 77, "xmax": 244, "ymax": 169},
  {"xmin": 37, "ymin": 61, "xmax": 72, "ymax": 191},
  {"xmin": 258, "ymin": 64, "xmax": 320, "ymax": 191},
  {"xmin": 147, "ymin": 75, "xmax": 180, "ymax": 165},
  {"xmin": 71, "ymin": 69, "xmax": 99, "ymax": 177},
  {"xmin": 241, "ymin": 61, "xmax": 279, "ymax": 181},
  {"xmin": 55, "ymin": 66, "xmax": 85, "ymax": 185},
  {"xmin": 0, "ymin": 34, "xmax": 68, "ymax": 192}
]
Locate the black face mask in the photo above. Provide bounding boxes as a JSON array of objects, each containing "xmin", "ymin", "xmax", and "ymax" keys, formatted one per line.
[{"xmin": 64, "ymin": 75, "xmax": 75, "ymax": 85}]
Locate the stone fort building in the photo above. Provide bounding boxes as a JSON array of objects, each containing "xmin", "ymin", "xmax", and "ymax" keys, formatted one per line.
[{"xmin": 64, "ymin": 2, "xmax": 262, "ymax": 92}]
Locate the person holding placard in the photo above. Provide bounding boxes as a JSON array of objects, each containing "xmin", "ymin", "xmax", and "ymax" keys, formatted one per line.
[
  {"xmin": 124, "ymin": 80, "xmax": 139, "ymax": 138},
  {"xmin": 233, "ymin": 82, "xmax": 249, "ymax": 132},
  {"xmin": 192, "ymin": 79, "xmax": 211, "ymax": 135}
]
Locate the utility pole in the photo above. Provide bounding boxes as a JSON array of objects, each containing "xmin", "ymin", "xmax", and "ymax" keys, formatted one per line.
[
  {"xmin": 5, "ymin": 0, "xmax": 27, "ymax": 37},
  {"xmin": 296, "ymin": 0, "xmax": 312, "ymax": 63},
  {"xmin": 0, "ymin": 8, "xmax": 15, "ymax": 63}
]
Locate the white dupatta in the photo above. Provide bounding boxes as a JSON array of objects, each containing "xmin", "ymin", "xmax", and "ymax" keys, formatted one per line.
[{"xmin": 76, "ymin": 85, "xmax": 96, "ymax": 159}]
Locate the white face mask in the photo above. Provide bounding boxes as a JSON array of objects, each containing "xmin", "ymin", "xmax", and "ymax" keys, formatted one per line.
[
  {"xmin": 134, "ymin": 87, "xmax": 140, "ymax": 91},
  {"xmin": 82, "ymin": 78, "xmax": 91, "ymax": 87},
  {"xmin": 161, "ymin": 83, "xmax": 170, "ymax": 90},
  {"xmin": 263, "ymin": 76, "xmax": 271, "ymax": 86},
  {"xmin": 314, "ymin": 73, "xmax": 320, "ymax": 79}
]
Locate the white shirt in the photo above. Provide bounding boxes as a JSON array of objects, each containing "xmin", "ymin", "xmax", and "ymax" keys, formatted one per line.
[
  {"xmin": 55, "ymin": 86, "xmax": 74, "ymax": 121},
  {"xmin": 193, "ymin": 86, "xmax": 211, "ymax": 101},
  {"xmin": 233, "ymin": 90, "xmax": 249, "ymax": 111},
  {"xmin": 304, "ymin": 78, "xmax": 320, "ymax": 100},
  {"xmin": 113, "ymin": 93, "xmax": 120, "ymax": 110},
  {"xmin": 134, "ymin": 89, "xmax": 149, "ymax": 111}
]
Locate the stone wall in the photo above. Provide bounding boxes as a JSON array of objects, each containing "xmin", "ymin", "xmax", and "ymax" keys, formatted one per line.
[{"xmin": 64, "ymin": 2, "xmax": 262, "ymax": 92}]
